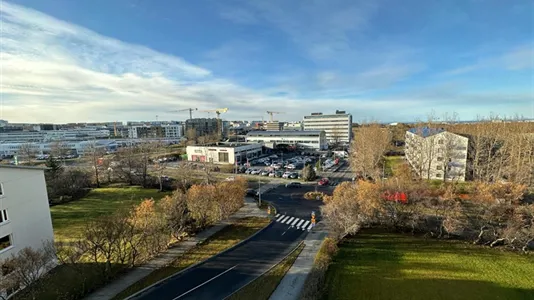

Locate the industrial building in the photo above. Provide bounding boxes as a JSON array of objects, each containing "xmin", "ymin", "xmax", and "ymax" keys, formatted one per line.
[
  {"xmin": 0, "ymin": 165, "xmax": 55, "ymax": 297},
  {"xmin": 303, "ymin": 110, "xmax": 352, "ymax": 144},
  {"xmin": 405, "ymin": 128, "xmax": 469, "ymax": 181},
  {"xmin": 186, "ymin": 143, "xmax": 263, "ymax": 164},
  {"xmin": 246, "ymin": 130, "xmax": 327, "ymax": 150}
]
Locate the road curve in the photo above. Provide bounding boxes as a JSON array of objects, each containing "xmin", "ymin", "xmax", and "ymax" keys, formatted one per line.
[{"xmin": 129, "ymin": 221, "xmax": 307, "ymax": 300}]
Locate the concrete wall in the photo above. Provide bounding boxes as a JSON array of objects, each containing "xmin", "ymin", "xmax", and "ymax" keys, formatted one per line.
[{"xmin": 0, "ymin": 167, "xmax": 55, "ymax": 261}]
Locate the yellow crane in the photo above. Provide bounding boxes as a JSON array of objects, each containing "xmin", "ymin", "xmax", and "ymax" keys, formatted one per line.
[
  {"xmin": 200, "ymin": 108, "xmax": 228, "ymax": 119},
  {"xmin": 266, "ymin": 111, "xmax": 285, "ymax": 122},
  {"xmin": 171, "ymin": 108, "xmax": 198, "ymax": 120}
]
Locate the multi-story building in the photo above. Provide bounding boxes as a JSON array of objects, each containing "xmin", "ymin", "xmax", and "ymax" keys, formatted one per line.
[
  {"xmin": 405, "ymin": 128, "xmax": 469, "ymax": 181},
  {"xmin": 265, "ymin": 122, "xmax": 284, "ymax": 131},
  {"xmin": 246, "ymin": 130, "xmax": 327, "ymax": 150},
  {"xmin": 0, "ymin": 165, "xmax": 55, "ymax": 296},
  {"xmin": 185, "ymin": 118, "xmax": 220, "ymax": 137},
  {"xmin": 284, "ymin": 122, "xmax": 303, "ymax": 131},
  {"xmin": 186, "ymin": 143, "xmax": 263, "ymax": 164},
  {"xmin": 303, "ymin": 110, "xmax": 352, "ymax": 144}
]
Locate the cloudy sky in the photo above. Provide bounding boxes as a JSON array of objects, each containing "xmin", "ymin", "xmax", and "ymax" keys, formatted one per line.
[{"xmin": 1, "ymin": 0, "xmax": 533, "ymax": 123}]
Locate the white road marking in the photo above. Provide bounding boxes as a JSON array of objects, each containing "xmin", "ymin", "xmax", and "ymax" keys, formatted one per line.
[
  {"xmin": 307, "ymin": 223, "xmax": 313, "ymax": 231},
  {"xmin": 296, "ymin": 219, "xmax": 305, "ymax": 228},
  {"xmin": 276, "ymin": 215, "xmax": 286, "ymax": 222},
  {"xmin": 280, "ymin": 216, "xmax": 291, "ymax": 223},
  {"xmin": 301, "ymin": 221, "xmax": 310, "ymax": 230},
  {"xmin": 172, "ymin": 265, "xmax": 238, "ymax": 299},
  {"xmin": 290, "ymin": 218, "xmax": 300, "ymax": 226},
  {"xmin": 275, "ymin": 214, "xmax": 280, "ymax": 218},
  {"xmin": 284, "ymin": 217, "xmax": 295, "ymax": 224}
]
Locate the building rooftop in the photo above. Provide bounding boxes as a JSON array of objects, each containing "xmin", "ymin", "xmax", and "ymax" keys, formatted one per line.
[
  {"xmin": 408, "ymin": 127, "xmax": 445, "ymax": 138},
  {"xmin": 0, "ymin": 164, "xmax": 47, "ymax": 171},
  {"xmin": 247, "ymin": 130, "xmax": 323, "ymax": 136}
]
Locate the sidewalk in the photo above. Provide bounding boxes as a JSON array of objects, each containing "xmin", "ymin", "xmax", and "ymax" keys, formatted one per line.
[
  {"xmin": 84, "ymin": 197, "xmax": 268, "ymax": 300},
  {"xmin": 269, "ymin": 223, "xmax": 328, "ymax": 300}
]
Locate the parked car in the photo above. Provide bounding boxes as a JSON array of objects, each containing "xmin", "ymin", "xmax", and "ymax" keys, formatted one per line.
[
  {"xmin": 260, "ymin": 170, "xmax": 270, "ymax": 176},
  {"xmin": 268, "ymin": 172, "xmax": 276, "ymax": 177},
  {"xmin": 286, "ymin": 182, "xmax": 302, "ymax": 188},
  {"xmin": 246, "ymin": 189, "xmax": 257, "ymax": 197},
  {"xmin": 318, "ymin": 178, "xmax": 329, "ymax": 186},
  {"xmin": 245, "ymin": 168, "xmax": 253, "ymax": 174},
  {"xmin": 288, "ymin": 172, "xmax": 299, "ymax": 179},
  {"xmin": 250, "ymin": 169, "xmax": 261, "ymax": 175},
  {"xmin": 274, "ymin": 171, "xmax": 284, "ymax": 178},
  {"xmin": 282, "ymin": 171, "xmax": 292, "ymax": 179}
]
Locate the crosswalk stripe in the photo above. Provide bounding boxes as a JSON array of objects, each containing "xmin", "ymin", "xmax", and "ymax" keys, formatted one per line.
[
  {"xmin": 290, "ymin": 218, "xmax": 300, "ymax": 226},
  {"xmin": 280, "ymin": 216, "xmax": 291, "ymax": 223},
  {"xmin": 275, "ymin": 214, "xmax": 280, "ymax": 218},
  {"xmin": 276, "ymin": 215, "xmax": 286, "ymax": 222},
  {"xmin": 284, "ymin": 217, "xmax": 295, "ymax": 224},
  {"xmin": 296, "ymin": 219, "xmax": 305, "ymax": 228},
  {"xmin": 306, "ymin": 223, "xmax": 313, "ymax": 231},
  {"xmin": 301, "ymin": 220, "xmax": 310, "ymax": 230}
]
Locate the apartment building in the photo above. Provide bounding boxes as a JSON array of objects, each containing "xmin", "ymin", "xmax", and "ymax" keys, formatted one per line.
[
  {"xmin": 265, "ymin": 122, "xmax": 284, "ymax": 131},
  {"xmin": 246, "ymin": 130, "xmax": 327, "ymax": 150},
  {"xmin": 0, "ymin": 166, "xmax": 55, "ymax": 286},
  {"xmin": 405, "ymin": 128, "xmax": 469, "ymax": 181},
  {"xmin": 185, "ymin": 118, "xmax": 220, "ymax": 137},
  {"xmin": 303, "ymin": 110, "xmax": 352, "ymax": 144}
]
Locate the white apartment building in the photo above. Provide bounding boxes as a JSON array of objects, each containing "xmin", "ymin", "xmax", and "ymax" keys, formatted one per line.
[
  {"xmin": 0, "ymin": 165, "xmax": 55, "ymax": 280},
  {"xmin": 0, "ymin": 140, "xmax": 116, "ymax": 157},
  {"xmin": 186, "ymin": 143, "xmax": 263, "ymax": 164},
  {"xmin": 0, "ymin": 128, "xmax": 110, "ymax": 143},
  {"xmin": 303, "ymin": 111, "xmax": 352, "ymax": 144},
  {"xmin": 162, "ymin": 124, "xmax": 183, "ymax": 138},
  {"xmin": 246, "ymin": 130, "xmax": 327, "ymax": 150},
  {"xmin": 405, "ymin": 128, "xmax": 469, "ymax": 181},
  {"xmin": 283, "ymin": 122, "xmax": 303, "ymax": 131}
]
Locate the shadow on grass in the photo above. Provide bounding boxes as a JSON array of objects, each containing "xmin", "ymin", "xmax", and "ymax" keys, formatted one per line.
[
  {"xmin": 323, "ymin": 229, "xmax": 534, "ymax": 300},
  {"xmin": 13, "ymin": 263, "xmax": 128, "ymax": 300}
]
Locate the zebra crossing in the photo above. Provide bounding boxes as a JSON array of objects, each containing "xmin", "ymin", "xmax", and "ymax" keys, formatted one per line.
[{"xmin": 274, "ymin": 214, "xmax": 314, "ymax": 231}]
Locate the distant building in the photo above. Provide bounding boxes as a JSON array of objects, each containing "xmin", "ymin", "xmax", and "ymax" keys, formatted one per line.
[
  {"xmin": 185, "ymin": 118, "xmax": 220, "ymax": 137},
  {"xmin": 405, "ymin": 128, "xmax": 469, "ymax": 181},
  {"xmin": 246, "ymin": 130, "xmax": 327, "ymax": 150},
  {"xmin": 186, "ymin": 143, "xmax": 263, "ymax": 164},
  {"xmin": 0, "ymin": 165, "xmax": 55, "ymax": 297},
  {"xmin": 265, "ymin": 122, "xmax": 284, "ymax": 131},
  {"xmin": 283, "ymin": 122, "xmax": 303, "ymax": 131},
  {"xmin": 303, "ymin": 110, "xmax": 352, "ymax": 144}
]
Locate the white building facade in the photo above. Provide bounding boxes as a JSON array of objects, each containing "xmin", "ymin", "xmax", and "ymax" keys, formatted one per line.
[
  {"xmin": 405, "ymin": 129, "xmax": 469, "ymax": 181},
  {"xmin": 186, "ymin": 143, "xmax": 263, "ymax": 164},
  {"xmin": 246, "ymin": 130, "xmax": 327, "ymax": 150},
  {"xmin": 0, "ymin": 165, "xmax": 55, "ymax": 273},
  {"xmin": 303, "ymin": 111, "xmax": 352, "ymax": 144}
]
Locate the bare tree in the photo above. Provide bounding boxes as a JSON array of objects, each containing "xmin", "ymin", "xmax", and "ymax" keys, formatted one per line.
[
  {"xmin": 350, "ymin": 123, "xmax": 391, "ymax": 180},
  {"xmin": 85, "ymin": 140, "xmax": 106, "ymax": 188},
  {"xmin": 18, "ymin": 143, "xmax": 37, "ymax": 165},
  {"xmin": 186, "ymin": 128, "xmax": 197, "ymax": 145},
  {"xmin": 158, "ymin": 191, "xmax": 193, "ymax": 241}
]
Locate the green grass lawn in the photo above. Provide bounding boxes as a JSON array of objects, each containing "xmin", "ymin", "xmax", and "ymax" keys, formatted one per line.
[
  {"xmin": 113, "ymin": 216, "xmax": 271, "ymax": 299},
  {"xmin": 228, "ymin": 243, "xmax": 304, "ymax": 300},
  {"xmin": 51, "ymin": 187, "xmax": 170, "ymax": 242},
  {"xmin": 384, "ymin": 156, "xmax": 404, "ymax": 177},
  {"xmin": 323, "ymin": 230, "xmax": 534, "ymax": 300}
]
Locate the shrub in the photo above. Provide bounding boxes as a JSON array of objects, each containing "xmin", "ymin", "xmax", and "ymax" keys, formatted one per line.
[
  {"xmin": 304, "ymin": 192, "xmax": 327, "ymax": 201},
  {"xmin": 300, "ymin": 237, "xmax": 339, "ymax": 300}
]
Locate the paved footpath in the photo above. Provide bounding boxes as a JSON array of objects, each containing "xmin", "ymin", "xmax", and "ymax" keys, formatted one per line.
[
  {"xmin": 269, "ymin": 222, "xmax": 328, "ymax": 300},
  {"xmin": 84, "ymin": 197, "xmax": 268, "ymax": 300}
]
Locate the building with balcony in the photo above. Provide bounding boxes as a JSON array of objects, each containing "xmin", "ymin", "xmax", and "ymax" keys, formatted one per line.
[
  {"xmin": 405, "ymin": 128, "xmax": 469, "ymax": 181},
  {"xmin": 303, "ymin": 110, "xmax": 352, "ymax": 144}
]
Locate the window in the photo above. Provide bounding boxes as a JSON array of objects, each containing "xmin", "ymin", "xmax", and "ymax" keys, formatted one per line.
[
  {"xmin": 436, "ymin": 166, "xmax": 442, "ymax": 170},
  {"xmin": 0, "ymin": 183, "xmax": 3, "ymax": 196},
  {"xmin": 218, "ymin": 152, "xmax": 229, "ymax": 163},
  {"xmin": 437, "ymin": 157, "xmax": 443, "ymax": 161},
  {"xmin": 435, "ymin": 173, "xmax": 442, "ymax": 178},
  {"xmin": 0, "ymin": 234, "xmax": 12, "ymax": 251}
]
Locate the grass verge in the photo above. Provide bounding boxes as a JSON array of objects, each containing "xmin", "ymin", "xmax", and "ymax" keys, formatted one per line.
[
  {"xmin": 113, "ymin": 216, "xmax": 271, "ymax": 300},
  {"xmin": 51, "ymin": 187, "xmax": 171, "ymax": 242},
  {"xmin": 323, "ymin": 229, "xmax": 534, "ymax": 300},
  {"xmin": 228, "ymin": 242, "xmax": 305, "ymax": 300}
]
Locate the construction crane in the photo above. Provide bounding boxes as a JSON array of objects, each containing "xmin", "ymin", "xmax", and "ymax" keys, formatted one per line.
[
  {"xmin": 171, "ymin": 108, "xmax": 198, "ymax": 120},
  {"xmin": 266, "ymin": 111, "xmax": 285, "ymax": 122},
  {"xmin": 200, "ymin": 108, "xmax": 228, "ymax": 119}
]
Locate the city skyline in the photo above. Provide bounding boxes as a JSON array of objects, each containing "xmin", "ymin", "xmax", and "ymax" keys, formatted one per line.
[{"xmin": 1, "ymin": 1, "xmax": 533, "ymax": 123}]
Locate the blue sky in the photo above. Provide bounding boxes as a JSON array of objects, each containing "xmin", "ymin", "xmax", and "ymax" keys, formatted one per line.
[{"xmin": 1, "ymin": 0, "xmax": 533, "ymax": 123}]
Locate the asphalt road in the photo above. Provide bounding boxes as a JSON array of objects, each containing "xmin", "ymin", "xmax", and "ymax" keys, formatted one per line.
[{"xmin": 130, "ymin": 195, "xmax": 309, "ymax": 300}]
